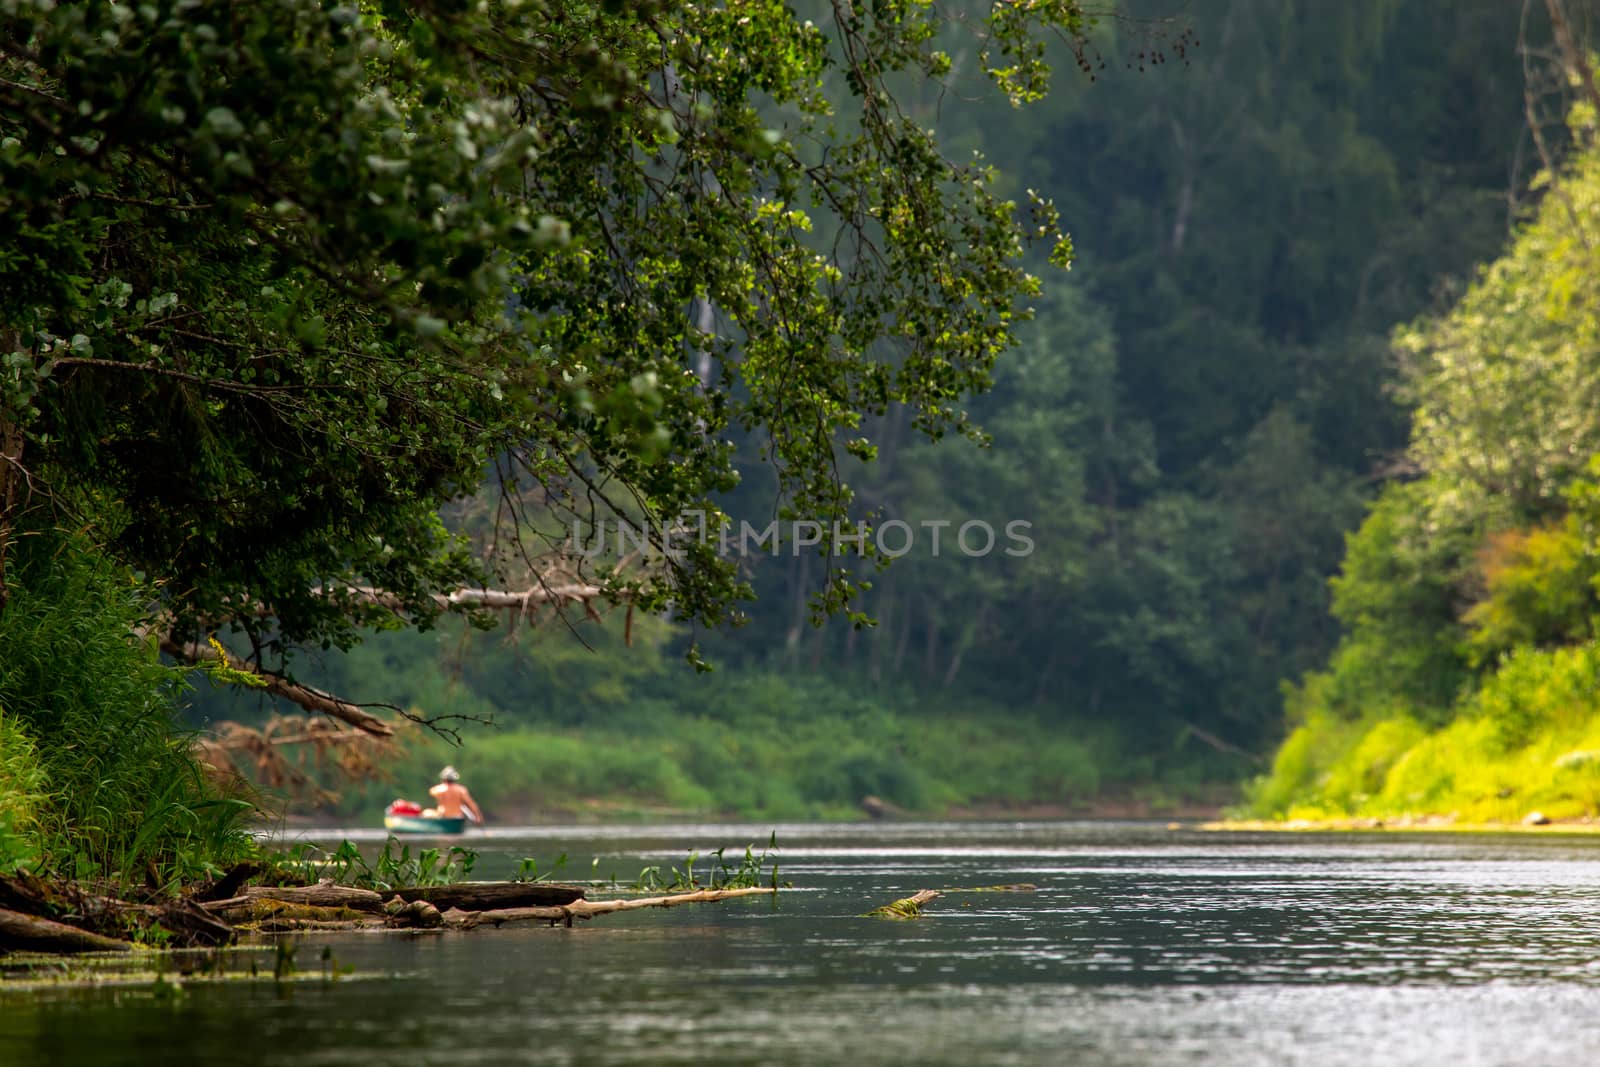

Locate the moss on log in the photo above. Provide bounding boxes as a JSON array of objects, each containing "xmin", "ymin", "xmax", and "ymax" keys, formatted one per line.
[
  {"xmin": 212, "ymin": 898, "xmax": 375, "ymax": 925},
  {"xmin": 865, "ymin": 889, "xmax": 942, "ymax": 919}
]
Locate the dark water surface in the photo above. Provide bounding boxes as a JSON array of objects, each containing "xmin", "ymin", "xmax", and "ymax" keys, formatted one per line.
[{"xmin": 7, "ymin": 822, "xmax": 1600, "ymax": 1065}]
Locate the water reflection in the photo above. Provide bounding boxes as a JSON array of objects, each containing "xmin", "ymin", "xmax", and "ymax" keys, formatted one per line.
[{"xmin": 6, "ymin": 822, "xmax": 1600, "ymax": 1065}]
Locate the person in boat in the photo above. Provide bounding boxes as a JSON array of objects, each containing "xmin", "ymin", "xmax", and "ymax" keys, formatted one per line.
[{"xmin": 424, "ymin": 765, "xmax": 484, "ymax": 823}]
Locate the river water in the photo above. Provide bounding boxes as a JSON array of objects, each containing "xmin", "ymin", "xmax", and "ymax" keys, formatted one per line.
[{"xmin": 6, "ymin": 821, "xmax": 1600, "ymax": 1065}]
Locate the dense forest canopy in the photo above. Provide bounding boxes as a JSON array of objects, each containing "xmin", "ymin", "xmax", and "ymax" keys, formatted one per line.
[
  {"xmin": 0, "ymin": 0, "xmax": 1089, "ymax": 680},
  {"xmin": 598, "ymin": 0, "xmax": 1595, "ymax": 777}
]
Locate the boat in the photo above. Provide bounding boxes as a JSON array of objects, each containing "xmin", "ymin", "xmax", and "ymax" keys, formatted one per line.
[
  {"xmin": 383, "ymin": 812, "xmax": 467, "ymax": 835},
  {"xmin": 383, "ymin": 799, "xmax": 467, "ymax": 835}
]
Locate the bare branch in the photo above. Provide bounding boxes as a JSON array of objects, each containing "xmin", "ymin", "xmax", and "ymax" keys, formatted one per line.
[{"xmin": 161, "ymin": 638, "xmax": 395, "ymax": 736}]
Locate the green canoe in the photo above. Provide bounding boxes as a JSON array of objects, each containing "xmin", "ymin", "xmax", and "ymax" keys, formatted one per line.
[{"xmin": 383, "ymin": 813, "xmax": 468, "ymax": 835}]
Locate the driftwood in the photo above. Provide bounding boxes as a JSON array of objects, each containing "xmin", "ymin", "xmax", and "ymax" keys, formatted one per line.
[
  {"xmin": 242, "ymin": 916, "xmax": 394, "ymax": 934},
  {"xmin": 0, "ymin": 873, "xmax": 56, "ymax": 916},
  {"xmin": 73, "ymin": 894, "xmax": 236, "ymax": 947},
  {"xmin": 865, "ymin": 889, "xmax": 942, "ymax": 919},
  {"xmin": 391, "ymin": 899, "xmax": 445, "ymax": 928},
  {"xmin": 0, "ymin": 874, "xmax": 234, "ymax": 948},
  {"xmin": 126, "ymin": 898, "xmax": 236, "ymax": 947},
  {"xmin": 1, "ymin": 874, "xmax": 768, "ymax": 952},
  {"xmin": 200, "ymin": 881, "xmax": 585, "ymax": 917},
  {"xmin": 232, "ymin": 882, "xmax": 386, "ymax": 911},
  {"xmin": 864, "ymin": 884, "xmax": 1036, "ymax": 919},
  {"xmin": 0, "ymin": 907, "xmax": 133, "ymax": 954},
  {"xmin": 391, "ymin": 882, "xmax": 586, "ymax": 910},
  {"xmin": 204, "ymin": 882, "xmax": 583, "ymax": 930},
  {"xmin": 444, "ymin": 886, "xmax": 776, "ymax": 929},
  {"xmin": 194, "ymin": 862, "xmax": 265, "ymax": 903}
]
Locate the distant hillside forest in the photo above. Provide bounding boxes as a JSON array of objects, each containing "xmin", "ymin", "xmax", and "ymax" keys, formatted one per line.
[{"xmin": 170, "ymin": 1, "xmax": 1600, "ymax": 823}]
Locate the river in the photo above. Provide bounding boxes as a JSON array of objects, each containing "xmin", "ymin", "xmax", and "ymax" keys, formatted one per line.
[{"xmin": 6, "ymin": 821, "xmax": 1600, "ymax": 1065}]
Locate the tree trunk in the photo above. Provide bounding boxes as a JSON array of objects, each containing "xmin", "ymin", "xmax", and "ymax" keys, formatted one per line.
[
  {"xmin": 784, "ymin": 551, "xmax": 810, "ymax": 663},
  {"xmin": 893, "ymin": 596, "xmax": 912, "ymax": 674},
  {"xmin": 942, "ymin": 599, "xmax": 990, "ymax": 689},
  {"xmin": 0, "ymin": 353, "xmax": 23, "ymax": 621}
]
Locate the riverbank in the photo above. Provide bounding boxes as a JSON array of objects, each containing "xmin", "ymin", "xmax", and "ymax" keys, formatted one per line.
[
  {"xmin": 1202, "ymin": 815, "xmax": 1600, "ymax": 834},
  {"xmin": 269, "ymin": 788, "xmax": 1236, "ymax": 831}
]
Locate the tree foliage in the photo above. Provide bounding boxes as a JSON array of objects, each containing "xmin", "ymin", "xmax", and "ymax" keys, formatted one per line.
[
  {"xmin": 1251, "ymin": 48, "xmax": 1600, "ymax": 816},
  {"xmin": 681, "ymin": 0, "xmax": 1549, "ymax": 763},
  {"xmin": 1398, "ymin": 97, "xmax": 1600, "ymax": 516},
  {"xmin": 0, "ymin": 0, "xmax": 1085, "ymax": 681}
]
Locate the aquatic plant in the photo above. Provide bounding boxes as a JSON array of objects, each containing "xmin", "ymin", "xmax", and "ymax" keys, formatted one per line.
[
  {"xmin": 633, "ymin": 834, "xmax": 784, "ymax": 892},
  {"xmin": 266, "ymin": 837, "xmax": 478, "ymax": 891}
]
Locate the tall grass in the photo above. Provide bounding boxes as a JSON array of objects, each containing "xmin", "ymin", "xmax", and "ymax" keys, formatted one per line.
[
  {"xmin": 0, "ymin": 532, "xmax": 253, "ymax": 888},
  {"xmin": 0, "ymin": 708, "xmax": 46, "ymax": 874}
]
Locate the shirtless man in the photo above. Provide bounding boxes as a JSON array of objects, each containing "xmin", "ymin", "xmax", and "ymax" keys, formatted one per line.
[{"xmin": 425, "ymin": 765, "xmax": 484, "ymax": 823}]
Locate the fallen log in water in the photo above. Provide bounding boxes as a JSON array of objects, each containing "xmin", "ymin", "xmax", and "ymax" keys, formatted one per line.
[
  {"xmin": 2, "ymin": 878, "xmax": 770, "ymax": 953},
  {"xmin": 201, "ymin": 882, "xmax": 386, "ymax": 916},
  {"xmin": 445, "ymin": 886, "xmax": 777, "ymax": 929},
  {"xmin": 390, "ymin": 882, "xmax": 586, "ymax": 910},
  {"xmin": 241, "ymin": 916, "xmax": 395, "ymax": 934},
  {"xmin": 118, "ymin": 898, "xmax": 236, "ymax": 947},
  {"xmin": 865, "ymin": 889, "xmax": 942, "ymax": 919},
  {"xmin": 1, "ymin": 874, "xmax": 235, "ymax": 948},
  {"xmin": 242, "ymin": 882, "xmax": 387, "ymax": 911},
  {"xmin": 0, "ymin": 907, "xmax": 133, "ymax": 954},
  {"xmin": 865, "ymin": 883, "xmax": 1037, "ymax": 919},
  {"xmin": 200, "ymin": 881, "xmax": 587, "ymax": 917},
  {"xmin": 209, "ymin": 897, "xmax": 380, "ymax": 926}
]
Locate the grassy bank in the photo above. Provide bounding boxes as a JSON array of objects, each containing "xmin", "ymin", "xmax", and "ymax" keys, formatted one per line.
[
  {"xmin": 322, "ymin": 678, "xmax": 1114, "ymax": 822},
  {"xmin": 1245, "ymin": 642, "xmax": 1600, "ymax": 825}
]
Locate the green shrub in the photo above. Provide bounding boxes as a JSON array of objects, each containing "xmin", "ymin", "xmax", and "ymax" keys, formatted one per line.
[{"xmin": 0, "ymin": 533, "xmax": 253, "ymax": 886}]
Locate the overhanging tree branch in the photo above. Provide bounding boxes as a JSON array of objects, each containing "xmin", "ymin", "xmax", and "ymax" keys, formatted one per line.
[{"xmin": 161, "ymin": 637, "xmax": 395, "ymax": 737}]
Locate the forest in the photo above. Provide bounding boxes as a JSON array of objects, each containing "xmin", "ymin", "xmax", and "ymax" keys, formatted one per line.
[
  {"xmin": 4, "ymin": 0, "xmax": 1600, "ymax": 889},
  {"xmin": 257, "ymin": 0, "xmax": 1600, "ymax": 824}
]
